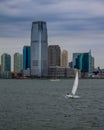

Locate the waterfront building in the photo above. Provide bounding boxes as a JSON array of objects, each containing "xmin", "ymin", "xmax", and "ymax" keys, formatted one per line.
[
  {"xmin": 61, "ymin": 49, "xmax": 68, "ymax": 67},
  {"xmin": 31, "ymin": 21, "xmax": 48, "ymax": 77},
  {"xmin": 91, "ymin": 56, "xmax": 95, "ymax": 72},
  {"xmin": 1, "ymin": 53, "xmax": 11, "ymax": 72},
  {"xmin": 69, "ymin": 62, "xmax": 73, "ymax": 68},
  {"xmin": 48, "ymin": 66, "xmax": 65, "ymax": 78},
  {"xmin": 14, "ymin": 53, "xmax": 23, "ymax": 73},
  {"xmin": 0, "ymin": 65, "xmax": 1, "ymax": 72},
  {"xmin": 23, "ymin": 46, "xmax": 31, "ymax": 76},
  {"xmin": 73, "ymin": 50, "xmax": 94, "ymax": 73},
  {"xmin": 73, "ymin": 53, "xmax": 81, "ymax": 69},
  {"xmin": 48, "ymin": 45, "xmax": 61, "ymax": 67},
  {"xmin": 48, "ymin": 66, "xmax": 79, "ymax": 78},
  {"xmin": 0, "ymin": 71, "xmax": 12, "ymax": 79}
]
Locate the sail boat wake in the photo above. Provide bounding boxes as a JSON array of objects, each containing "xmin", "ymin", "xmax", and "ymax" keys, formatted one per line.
[{"xmin": 66, "ymin": 71, "xmax": 80, "ymax": 99}]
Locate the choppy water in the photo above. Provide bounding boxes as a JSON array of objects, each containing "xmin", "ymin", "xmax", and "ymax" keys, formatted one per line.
[{"xmin": 0, "ymin": 79, "xmax": 104, "ymax": 130}]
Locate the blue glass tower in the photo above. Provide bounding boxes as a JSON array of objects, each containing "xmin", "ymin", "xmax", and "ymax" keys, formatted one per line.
[
  {"xmin": 73, "ymin": 50, "xmax": 94, "ymax": 73},
  {"xmin": 23, "ymin": 46, "xmax": 31, "ymax": 70}
]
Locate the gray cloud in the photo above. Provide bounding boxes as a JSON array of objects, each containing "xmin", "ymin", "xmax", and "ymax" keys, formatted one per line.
[{"xmin": 0, "ymin": 0, "xmax": 104, "ymax": 67}]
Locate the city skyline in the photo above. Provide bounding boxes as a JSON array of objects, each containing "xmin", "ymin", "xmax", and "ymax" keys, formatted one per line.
[{"xmin": 0, "ymin": 0, "xmax": 104, "ymax": 68}]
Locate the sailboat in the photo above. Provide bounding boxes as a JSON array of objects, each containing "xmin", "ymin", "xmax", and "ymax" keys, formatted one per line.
[{"xmin": 66, "ymin": 70, "xmax": 79, "ymax": 98}]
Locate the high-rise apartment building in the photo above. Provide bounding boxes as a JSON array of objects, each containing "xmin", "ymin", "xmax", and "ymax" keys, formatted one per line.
[
  {"xmin": 1, "ymin": 53, "xmax": 11, "ymax": 72},
  {"xmin": 14, "ymin": 53, "xmax": 23, "ymax": 73},
  {"xmin": 48, "ymin": 45, "xmax": 61, "ymax": 66},
  {"xmin": 61, "ymin": 49, "xmax": 68, "ymax": 67},
  {"xmin": 31, "ymin": 21, "xmax": 48, "ymax": 77}
]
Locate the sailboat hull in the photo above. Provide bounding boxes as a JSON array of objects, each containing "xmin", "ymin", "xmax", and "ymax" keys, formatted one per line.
[{"xmin": 65, "ymin": 94, "xmax": 80, "ymax": 99}]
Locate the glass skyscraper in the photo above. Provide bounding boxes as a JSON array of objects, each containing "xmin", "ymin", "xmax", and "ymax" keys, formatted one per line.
[
  {"xmin": 14, "ymin": 53, "xmax": 23, "ymax": 73},
  {"xmin": 73, "ymin": 50, "xmax": 94, "ymax": 73},
  {"xmin": 23, "ymin": 46, "xmax": 31, "ymax": 76},
  {"xmin": 1, "ymin": 53, "xmax": 11, "ymax": 72},
  {"xmin": 23, "ymin": 46, "xmax": 30, "ymax": 70},
  {"xmin": 31, "ymin": 21, "xmax": 48, "ymax": 77}
]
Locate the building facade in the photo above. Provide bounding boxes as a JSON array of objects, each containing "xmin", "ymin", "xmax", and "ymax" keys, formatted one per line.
[
  {"xmin": 61, "ymin": 49, "xmax": 68, "ymax": 67},
  {"xmin": 73, "ymin": 50, "xmax": 94, "ymax": 73},
  {"xmin": 23, "ymin": 46, "xmax": 30, "ymax": 70},
  {"xmin": 1, "ymin": 53, "xmax": 11, "ymax": 72},
  {"xmin": 31, "ymin": 21, "xmax": 48, "ymax": 77},
  {"xmin": 48, "ymin": 45, "xmax": 61, "ymax": 67},
  {"xmin": 23, "ymin": 46, "xmax": 31, "ymax": 76},
  {"xmin": 14, "ymin": 53, "xmax": 23, "ymax": 73},
  {"xmin": 48, "ymin": 66, "xmax": 79, "ymax": 78}
]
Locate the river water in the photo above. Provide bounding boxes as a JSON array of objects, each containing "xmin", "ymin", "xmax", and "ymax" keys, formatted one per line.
[{"xmin": 0, "ymin": 79, "xmax": 104, "ymax": 130}]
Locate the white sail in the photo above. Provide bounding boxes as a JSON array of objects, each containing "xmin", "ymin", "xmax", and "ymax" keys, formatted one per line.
[
  {"xmin": 71, "ymin": 71, "xmax": 78, "ymax": 95},
  {"xmin": 65, "ymin": 70, "xmax": 79, "ymax": 98}
]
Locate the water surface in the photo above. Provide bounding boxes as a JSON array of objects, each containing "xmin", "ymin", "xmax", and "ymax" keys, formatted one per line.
[{"xmin": 0, "ymin": 79, "xmax": 104, "ymax": 130}]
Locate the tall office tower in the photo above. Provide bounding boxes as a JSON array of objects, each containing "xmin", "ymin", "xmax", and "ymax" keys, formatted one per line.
[
  {"xmin": 31, "ymin": 21, "xmax": 48, "ymax": 77},
  {"xmin": 1, "ymin": 53, "xmax": 11, "ymax": 72},
  {"xmin": 23, "ymin": 46, "xmax": 31, "ymax": 76},
  {"xmin": 48, "ymin": 45, "xmax": 61, "ymax": 67},
  {"xmin": 23, "ymin": 46, "xmax": 30, "ymax": 70},
  {"xmin": 14, "ymin": 53, "xmax": 23, "ymax": 73},
  {"xmin": 72, "ymin": 50, "xmax": 94, "ymax": 73},
  {"xmin": 61, "ymin": 49, "xmax": 68, "ymax": 67}
]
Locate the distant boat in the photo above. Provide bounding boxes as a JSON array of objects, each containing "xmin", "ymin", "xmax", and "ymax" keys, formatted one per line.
[
  {"xmin": 66, "ymin": 70, "xmax": 79, "ymax": 98},
  {"xmin": 50, "ymin": 79, "xmax": 60, "ymax": 82}
]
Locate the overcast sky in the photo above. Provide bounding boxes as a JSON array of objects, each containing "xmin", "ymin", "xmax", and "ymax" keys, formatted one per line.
[{"xmin": 0, "ymin": 0, "xmax": 104, "ymax": 68}]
